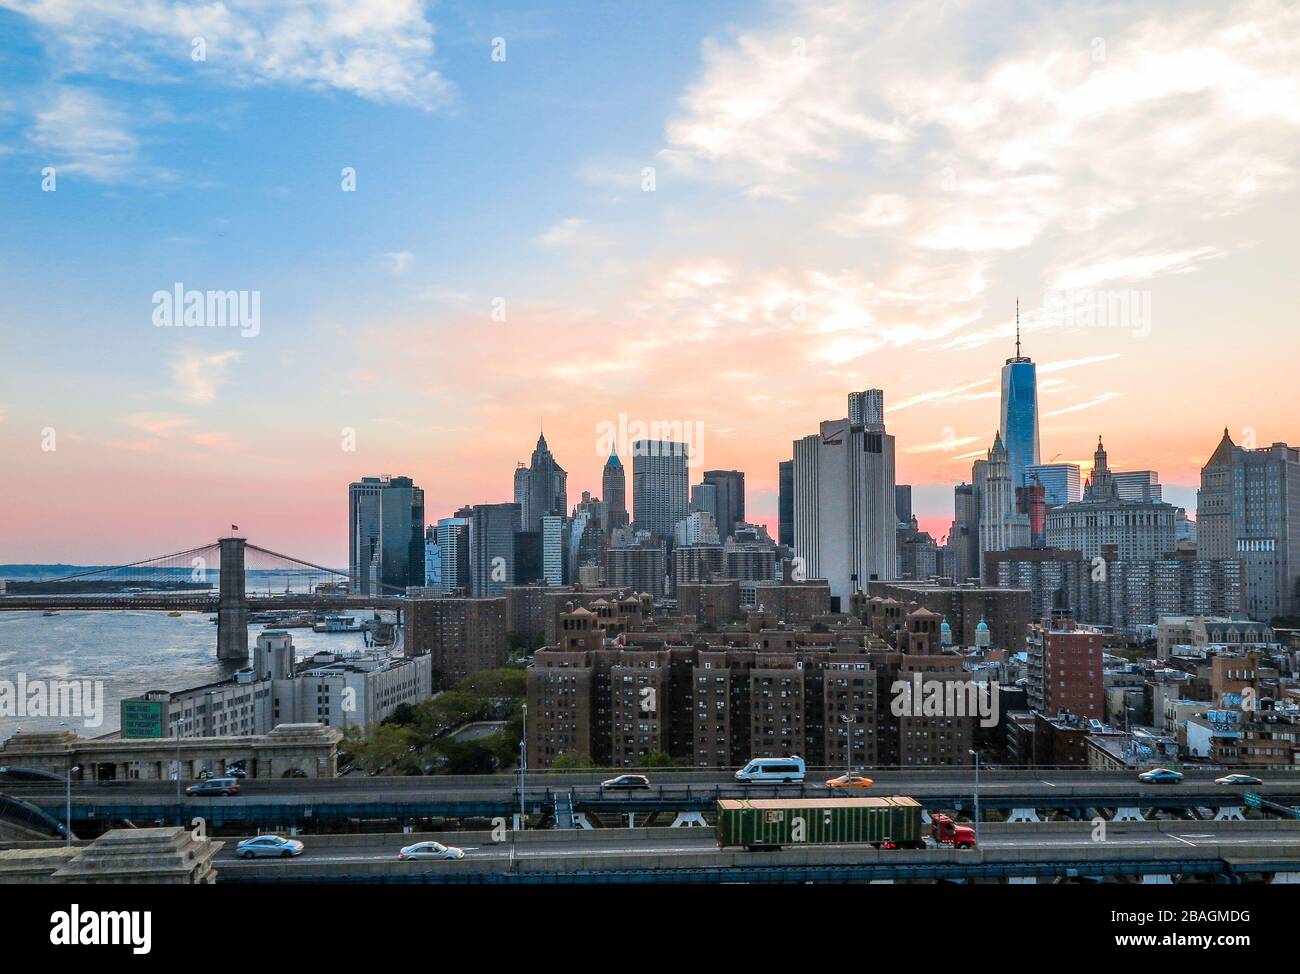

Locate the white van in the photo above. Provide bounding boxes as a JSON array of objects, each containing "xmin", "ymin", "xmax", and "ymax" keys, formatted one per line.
[{"xmin": 734, "ymin": 756, "xmax": 805, "ymax": 784}]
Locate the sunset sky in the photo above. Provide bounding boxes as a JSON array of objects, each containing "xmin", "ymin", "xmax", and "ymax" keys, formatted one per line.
[{"xmin": 1, "ymin": 0, "xmax": 1297, "ymax": 567}]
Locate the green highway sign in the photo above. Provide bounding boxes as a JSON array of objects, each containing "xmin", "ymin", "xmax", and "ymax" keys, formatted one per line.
[
  {"xmin": 1243, "ymin": 792, "xmax": 1261, "ymax": 809},
  {"xmin": 121, "ymin": 698, "xmax": 166, "ymax": 739}
]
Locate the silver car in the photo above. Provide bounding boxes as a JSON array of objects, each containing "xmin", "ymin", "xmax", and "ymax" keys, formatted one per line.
[
  {"xmin": 398, "ymin": 841, "xmax": 465, "ymax": 861},
  {"xmin": 236, "ymin": 835, "xmax": 304, "ymax": 859}
]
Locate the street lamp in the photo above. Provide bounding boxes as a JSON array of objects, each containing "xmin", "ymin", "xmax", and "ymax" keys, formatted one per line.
[
  {"xmin": 969, "ymin": 748, "xmax": 981, "ymax": 847},
  {"xmin": 65, "ymin": 765, "xmax": 80, "ymax": 845},
  {"xmin": 518, "ymin": 703, "xmax": 527, "ymax": 831},
  {"xmin": 840, "ymin": 714, "xmax": 854, "ymax": 775}
]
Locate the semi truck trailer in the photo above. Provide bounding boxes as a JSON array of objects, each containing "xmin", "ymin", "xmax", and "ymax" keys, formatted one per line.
[
  {"xmin": 716, "ymin": 797, "xmax": 978, "ymax": 851},
  {"xmin": 717, "ymin": 796, "xmax": 925, "ymax": 851}
]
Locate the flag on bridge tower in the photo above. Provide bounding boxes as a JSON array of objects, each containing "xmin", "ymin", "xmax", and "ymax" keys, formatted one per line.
[{"xmin": 231, "ymin": 524, "xmax": 239, "ymax": 531}]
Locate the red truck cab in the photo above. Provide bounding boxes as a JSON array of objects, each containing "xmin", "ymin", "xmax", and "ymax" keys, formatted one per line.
[{"xmin": 930, "ymin": 813, "xmax": 977, "ymax": 849}]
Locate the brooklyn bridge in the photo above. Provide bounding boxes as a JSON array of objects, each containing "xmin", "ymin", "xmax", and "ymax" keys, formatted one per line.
[{"xmin": 0, "ymin": 537, "xmax": 406, "ymax": 661}]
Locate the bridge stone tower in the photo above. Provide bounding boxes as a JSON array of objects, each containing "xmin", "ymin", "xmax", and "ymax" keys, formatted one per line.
[{"xmin": 217, "ymin": 536, "xmax": 250, "ymax": 661}]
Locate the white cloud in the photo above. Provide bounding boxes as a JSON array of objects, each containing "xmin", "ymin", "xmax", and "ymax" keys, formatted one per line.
[
  {"xmin": 656, "ymin": 0, "xmax": 1300, "ymax": 335},
  {"xmin": 535, "ymin": 217, "xmax": 609, "ymax": 252},
  {"xmin": 1042, "ymin": 392, "xmax": 1122, "ymax": 417},
  {"xmin": 3, "ymin": 0, "xmax": 454, "ymax": 109},
  {"xmin": 1037, "ymin": 354, "xmax": 1122, "ymax": 374},
  {"xmin": 1046, "ymin": 248, "xmax": 1223, "ymax": 291},
  {"xmin": 31, "ymin": 88, "xmax": 144, "ymax": 182},
  {"xmin": 381, "ymin": 250, "xmax": 415, "ymax": 276},
  {"xmin": 171, "ymin": 350, "xmax": 241, "ymax": 404}
]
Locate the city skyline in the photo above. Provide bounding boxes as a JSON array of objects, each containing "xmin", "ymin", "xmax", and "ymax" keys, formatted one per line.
[{"xmin": 3, "ymin": 0, "xmax": 1299, "ymax": 567}]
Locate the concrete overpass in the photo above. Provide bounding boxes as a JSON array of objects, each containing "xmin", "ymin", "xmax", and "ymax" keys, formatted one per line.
[
  {"xmin": 209, "ymin": 821, "xmax": 1300, "ymax": 884},
  {"xmin": 5, "ymin": 769, "xmax": 1297, "ymax": 831}
]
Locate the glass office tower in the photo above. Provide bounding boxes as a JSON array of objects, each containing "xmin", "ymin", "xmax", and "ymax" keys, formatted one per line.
[{"xmin": 1000, "ymin": 345, "xmax": 1040, "ymax": 493}]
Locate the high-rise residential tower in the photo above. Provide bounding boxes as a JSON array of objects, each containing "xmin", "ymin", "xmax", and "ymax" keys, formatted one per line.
[
  {"xmin": 540, "ymin": 514, "xmax": 568, "ymax": 586},
  {"xmin": 848, "ymin": 389, "xmax": 884, "ymax": 427},
  {"xmin": 792, "ymin": 390, "xmax": 897, "ymax": 604},
  {"xmin": 632, "ymin": 440, "xmax": 690, "ymax": 537},
  {"xmin": 348, "ymin": 475, "xmax": 426, "ymax": 595},
  {"xmin": 999, "ymin": 301, "xmax": 1040, "ymax": 493}
]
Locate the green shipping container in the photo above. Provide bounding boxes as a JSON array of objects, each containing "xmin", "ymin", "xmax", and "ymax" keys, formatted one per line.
[{"xmin": 716, "ymin": 796, "xmax": 922, "ymax": 849}]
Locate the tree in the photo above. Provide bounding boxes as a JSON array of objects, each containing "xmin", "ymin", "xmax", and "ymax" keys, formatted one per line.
[
  {"xmin": 414, "ymin": 690, "xmax": 486, "ymax": 737},
  {"xmin": 642, "ymin": 752, "xmax": 686, "ymax": 768},
  {"xmin": 344, "ymin": 723, "xmax": 424, "ymax": 776},
  {"xmin": 384, "ymin": 702, "xmax": 419, "ymax": 727},
  {"xmin": 454, "ymin": 669, "xmax": 526, "ymax": 701},
  {"xmin": 434, "ymin": 739, "xmax": 498, "ymax": 774},
  {"xmin": 550, "ymin": 752, "xmax": 596, "ymax": 770}
]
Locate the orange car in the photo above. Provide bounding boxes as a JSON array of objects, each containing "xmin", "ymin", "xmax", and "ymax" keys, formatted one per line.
[{"xmin": 826, "ymin": 773, "xmax": 875, "ymax": 791}]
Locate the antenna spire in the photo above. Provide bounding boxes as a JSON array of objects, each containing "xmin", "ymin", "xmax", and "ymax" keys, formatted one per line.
[{"xmin": 1015, "ymin": 297, "xmax": 1021, "ymax": 358}]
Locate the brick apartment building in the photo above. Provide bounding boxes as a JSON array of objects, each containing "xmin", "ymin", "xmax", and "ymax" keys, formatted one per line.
[
  {"xmin": 527, "ymin": 605, "xmax": 977, "ymax": 770},
  {"xmin": 861, "ymin": 580, "xmax": 1030, "ymax": 650},
  {"xmin": 405, "ymin": 596, "xmax": 508, "ymax": 687},
  {"xmin": 1025, "ymin": 588, "xmax": 1105, "ymax": 721}
]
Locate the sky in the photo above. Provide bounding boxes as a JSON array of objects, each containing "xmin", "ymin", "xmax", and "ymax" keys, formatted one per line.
[{"xmin": 1, "ymin": 0, "xmax": 1297, "ymax": 567}]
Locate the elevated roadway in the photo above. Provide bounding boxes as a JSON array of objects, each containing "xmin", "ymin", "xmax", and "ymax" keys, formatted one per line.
[
  {"xmin": 210, "ymin": 821, "xmax": 1300, "ymax": 884},
  {"xmin": 5, "ymin": 769, "xmax": 1297, "ymax": 829}
]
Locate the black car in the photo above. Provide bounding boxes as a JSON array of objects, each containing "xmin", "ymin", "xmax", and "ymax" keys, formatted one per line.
[{"xmin": 600, "ymin": 774, "xmax": 651, "ymax": 791}]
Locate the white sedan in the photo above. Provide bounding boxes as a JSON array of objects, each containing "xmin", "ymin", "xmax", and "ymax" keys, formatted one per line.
[
  {"xmin": 1215, "ymin": 773, "xmax": 1263, "ymax": 786},
  {"xmin": 398, "ymin": 841, "xmax": 465, "ymax": 861}
]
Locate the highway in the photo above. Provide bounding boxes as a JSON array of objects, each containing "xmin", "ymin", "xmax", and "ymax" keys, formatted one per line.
[
  {"xmin": 6, "ymin": 769, "xmax": 1297, "ymax": 835},
  {"xmin": 212, "ymin": 823, "xmax": 1300, "ymax": 867},
  {"xmin": 6, "ymin": 767, "xmax": 1297, "ymax": 805}
]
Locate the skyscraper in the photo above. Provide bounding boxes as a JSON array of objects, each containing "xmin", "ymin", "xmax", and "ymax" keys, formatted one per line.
[
  {"xmin": 540, "ymin": 514, "xmax": 568, "ymax": 586},
  {"xmin": 517, "ymin": 433, "xmax": 567, "ymax": 532},
  {"xmin": 978, "ymin": 433, "xmax": 1030, "ymax": 577},
  {"xmin": 424, "ymin": 517, "xmax": 469, "ymax": 593},
  {"xmin": 792, "ymin": 390, "xmax": 897, "ymax": 604},
  {"xmin": 895, "ymin": 485, "xmax": 913, "ymax": 525},
  {"xmin": 468, "ymin": 502, "xmax": 521, "ymax": 597},
  {"xmin": 690, "ymin": 481, "xmax": 720, "ymax": 526},
  {"xmin": 632, "ymin": 439, "xmax": 690, "ymax": 537},
  {"xmin": 348, "ymin": 475, "xmax": 425, "ymax": 595},
  {"xmin": 602, "ymin": 449, "xmax": 628, "ymax": 531},
  {"xmin": 703, "ymin": 469, "xmax": 745, "ymax": 539},
  {"xmin": 999, "ymin": 301, "xmax": 1040, "ymax": 493},
  {"xmin": 778, "ymin": 459, "xmax": 794, "ymax": 548},
  {"xmin": 950, "ymin": 482, "xmax": 979, "ymax": 582},
  {"xmin": 848, "ymin": 389, "xmax": 884, "ymax": 427},
  {"xmin": 1111, "ymin": 470, "xmax": 1162, "ymax": 502},
  {"xmin": 1045, "ymin": 437, "xmax": 1177, "ymax": 562},
  {"xmin": 1197, "ymin": 429, "xmax": 1300, "ymax": 620},
  {"xmin": 1024, "ymin": 462, "xmax": 1082, "ymax": 507}
]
